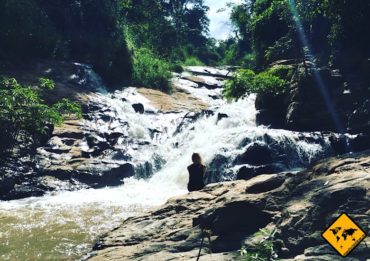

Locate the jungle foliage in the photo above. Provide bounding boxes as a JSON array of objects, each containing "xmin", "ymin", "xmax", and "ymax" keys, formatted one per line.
[
  {"xmin": 226, "ymin": 0, "xmax": 370, "ymax": 70},
  {"xmin": 224, "ymin": 67, "xmax": 288, "ymax": 100},
  {"xmin": 0, "ymin": 77, "xmax": 81, "ymax": 153},
  {"xmin": 221, "ymin": 0, "xmax": 370, "ymax": 99},
  {"xmin": 0, "ymin": 0, "xmax": 215, "ymax": 89}
]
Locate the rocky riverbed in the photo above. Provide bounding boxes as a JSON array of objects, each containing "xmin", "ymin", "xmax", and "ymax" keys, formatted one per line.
[
  {"xmin": 88, "ymin": 151, "xmax": 370, "ymax": 261},
  {"xmin": 1, "ymin": 62, "xmax": 369, "ymax": 261},
  {"xmin": 0, "ymin": 63, "xmax": 211, "ymax": 200},
  {"xmin": 3, "ymin": 63, "xmax": 363, "ymax": 201}
]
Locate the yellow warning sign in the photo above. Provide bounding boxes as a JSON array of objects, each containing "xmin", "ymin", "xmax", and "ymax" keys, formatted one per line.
[{"xmin": 322, "ymin": 213, "xmax": 367, "ymax": 257}]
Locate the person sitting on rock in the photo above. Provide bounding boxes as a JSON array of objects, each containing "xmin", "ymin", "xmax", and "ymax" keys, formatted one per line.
[{"xmin": 187, "ymin": 153, "xmax": 206, "ymax": 192}]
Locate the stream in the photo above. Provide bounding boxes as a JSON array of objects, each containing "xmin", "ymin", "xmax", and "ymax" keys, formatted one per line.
[{"xmin": 0, "ymin": 66, "xmax": 340, "ymax": 260}]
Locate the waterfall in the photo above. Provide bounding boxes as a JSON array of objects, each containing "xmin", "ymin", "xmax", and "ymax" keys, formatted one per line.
[
  {"xmin": 0, "ymin": 66, "xmax": 339, "ymax": 260},
  {"xmin": 80, "ymin": 78, "xmax": 333, "ymax": 188}
]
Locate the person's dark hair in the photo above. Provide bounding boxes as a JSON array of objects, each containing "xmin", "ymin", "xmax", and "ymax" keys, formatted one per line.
[{"xmin": 192, "ymin": 153, "xmax": 203, "ymax": 165}]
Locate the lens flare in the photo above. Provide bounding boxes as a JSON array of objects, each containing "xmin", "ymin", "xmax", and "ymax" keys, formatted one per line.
[{"xmin": 288, "ymin": 0, "xmax": 345, "ymax": 134}]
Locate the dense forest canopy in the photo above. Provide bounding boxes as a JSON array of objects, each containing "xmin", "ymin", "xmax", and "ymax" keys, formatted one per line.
[
  {"xmin": 225, "ymin": 0, "xmax": 370, "ymax": 71},
  {"xmin": 1, "ymin": 0, "xmax": 370, "ymax": 91},
  {"xmin": 0, "ymin": 0, "xmax": 219, "ymax": 153},
  {"xmin": 0, "ymin": 0, "xmax": 217, "ymax": 87}
]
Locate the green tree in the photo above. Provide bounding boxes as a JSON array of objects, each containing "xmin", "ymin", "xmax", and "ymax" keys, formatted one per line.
[
  {"xmin": 35, "ymin": 0, "xmax": 133, "ymax": 84},
  {"xmin": 229, "ymin": 0, "xmax": 370, "ymax": 70},
  {"xmin": 0, "ymin": 0, "xmax": 132, "ymax": 85},
  {"xmin": 0, "ymin": 0, "xmax": 59, "ymax": 59},
  {"xmin": 0, "ymin": 77, "xmax": 81, "ymax": 153},
  {"xmin": 160, "ymin": 0, "xmax": 211, "ymax": 63},
  {"xmin": 0, "ymin": 0, "xmax": 219, "ymax": 89}
]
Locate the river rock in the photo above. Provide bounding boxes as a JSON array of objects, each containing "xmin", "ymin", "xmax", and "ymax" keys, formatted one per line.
[
  {"xmin": 5, "ymin": 184, "xmax": 45, "ymax": 200},
  {"xmin": 181, "ymin": 75, "xmax": 223, "ymax": 89},
  {"xmin": 202, "ymin": 109, "xmax": 215, "ymax": 117},
  {"xmin": 86, "ymin": 134, "xmax": 111, "ymax": 151},
  {"xmin": 217, "ymin": 113, "xmax": 228, "ymax": 122},
  {"xmin": 350, "ymin": 134, "xmax": 370, "ymax": 152},
  {"xmin": 185, "ymin": 66, "xmax": 232, "ymax": 79},
  {"xmin": 330, "ymin": 133, "xmax": 370, "ymax": 155},
  {"xmin": 237, "ymin": 163, "xmax": 286, "ymax": 180},
  {"xmin": 0, "ymin": 154, "xmax": 40, "ymax": 200},
  {"xmin": 329, "ymin": 134, "xmax": 350, "ymax": 155},
  {"xmin": 87, "ymin": 151, "xmax": 370, "ymax": 261},
  {"xmin": 277, "ymin": 153, "xmax": 370, "ymax": 259},
  {"xmin": 205, "ymin": 154, "xmax": 232, "ymax": 184},
  {"xmin": 235, "ymin": 143, "xmax": 272, "ymax": 165},
  {"xmin": 132, "ymin": 103, "xmax": 145, "ymax": 114},
  {"xmin": 72, "ymin": 163, "xmax": 135, "ymax": 188},
  {"xmin": 255, "ymin": 92, "xmax": 286, "ymax": 129},
  {"xmin": 53, "ymin": 120, "xmax": 85, "ymax": 139},
  {"xmin": 137, "ymin": 87, "xmax": 208, "ymax": 113}
]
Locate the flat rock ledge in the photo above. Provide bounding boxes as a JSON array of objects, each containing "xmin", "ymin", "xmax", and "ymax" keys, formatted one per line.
[{"xmin": 88, "ymin": 152, "xmax": 370, "ymax": 261}]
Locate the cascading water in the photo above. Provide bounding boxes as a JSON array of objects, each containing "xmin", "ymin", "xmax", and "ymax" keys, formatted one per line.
[{"xmin": 0, "ymin": 66, "xmax": 338, "ymax": 260}]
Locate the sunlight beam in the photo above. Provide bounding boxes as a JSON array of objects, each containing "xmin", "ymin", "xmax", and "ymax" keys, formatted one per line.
[{"xmin": 288, "ymin": 0, "xmax": 346, "ymax": 134}]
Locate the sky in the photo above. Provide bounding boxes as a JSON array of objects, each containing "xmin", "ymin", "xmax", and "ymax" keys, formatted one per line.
[{"xmin": 204, "ymin": 0, "xmax": 242, "ymax": 40}]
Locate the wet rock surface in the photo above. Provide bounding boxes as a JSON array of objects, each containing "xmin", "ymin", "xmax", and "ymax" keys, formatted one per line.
[
  {"xmin": 0, "ymin": 66, "xmax": 232, "ymax": 200},
  {"xmin": 0, "ymin": 155, "xmax": 40, "ymax": 200},
  {"xmin": 35, "ymin": 117, "xmax": 136, "ymax": 189},
  {"xmin": 137, "ymin": 87, "xmax": 208, "ymax": 112},
  {"xmin": 1, "ymin": 64, "xmax": 369, "ymax": 260},
  {"xmin": 2, "ymin": 65, "xmax": 369, "ymax": 201},
  {"xmin": 256, "ymin": 64, "xmax": 370, "ymax": 139},
  {"xmin": 0, "ymin": 66, "xmax": 212, "ymax": 200},
  {"xmin": 88, "ymin": 151, "xmax": 370, "ymax": 261},
  {"xmin": 185, "ymin": 66, "xmax": 233, "ymax": 79}
]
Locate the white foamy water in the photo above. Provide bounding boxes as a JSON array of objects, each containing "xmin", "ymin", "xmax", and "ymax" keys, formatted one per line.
[{"xmin": 0, "ymin": 67, "xmax": 336, "ymax": 260}]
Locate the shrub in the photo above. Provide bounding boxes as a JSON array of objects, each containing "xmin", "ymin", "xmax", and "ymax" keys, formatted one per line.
[
  {"xmin": 38, "ymin": 77, "xmax": 55, "ymax": 90},
  {"xmin": 132, "ymin": 48, "xmax": 172, "ymax": 92},
  {"xmin": 223, "ymin": 68, "xmax": 287, "ymax": 100},
  {"xmin": 241, "ymin": 53, "xmax": 257, "ymax": 69},
  {"xmin": 224, "ymin": 69, "xmax": 256, "ymax": 100},
  {"xmin": 238, "ymin": 228, "xmax": 279, "ymax": 261},
  {"xmin": 268, "ymin": 65, "xmax": 294, "ymax": 80},
  {"xmin": 183, "ymin": 56, "xmax": 204, "ymax": 66},
  {"xmin": 0, "ymin": 0, "xmax": 60, "ymax": 60},
  {"xmin": 0, "ymin": 0, "xmax": 133, "ymax": 86},
  {"xmin": 253, "ymin": 71, "xmax": 287, "ymax": 94},
  {"xmin": 264, "ymin": 36, "xmax": 294, "ymax": 65},
  {"xmin": 0, "ymin": 77, "xmax": 81, "ymax": 152}
]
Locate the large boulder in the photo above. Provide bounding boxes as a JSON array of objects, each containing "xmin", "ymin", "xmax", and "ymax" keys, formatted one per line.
[
  {"xmin": 237, "ymin": 163, "xmax": 285, "ymax": 180},
  {"xmin": 235, "ymin": 143, "xmax": 272, "ymax": 165},
  {"xmin": 255, "ymin": 92, "xmax": 287, "ymax": 128},
  {"xmin": 72, "ymin": 163, "xmax": 135, "ymax": 188},
  {"xmin": 87, "ymin": 151, "xmax": 370, "ymax": 261},
  {"xmin": 277, "ymin": 153, "xmax": 370, "ymax": 259},
  {"xmin": 85, "ymin": 134, "xmax": 111, "ymax": 152},
  {"xmin": 0, "ymin": 156, "xmax": 45, "ymax": 200},
  {"xmin": 256, "ymin": 65, "xmax": 370, "ymax": 136}
]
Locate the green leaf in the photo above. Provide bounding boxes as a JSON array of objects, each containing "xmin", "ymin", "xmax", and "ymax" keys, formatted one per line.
[{"xmin": 38, "ymin": 78, "xmax": 55, "ymax": 90}]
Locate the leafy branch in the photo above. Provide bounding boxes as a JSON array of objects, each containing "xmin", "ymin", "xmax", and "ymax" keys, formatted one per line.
[{"xmin": 0, "ymin": 77, "xmax": 82, "ymax": 153}]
